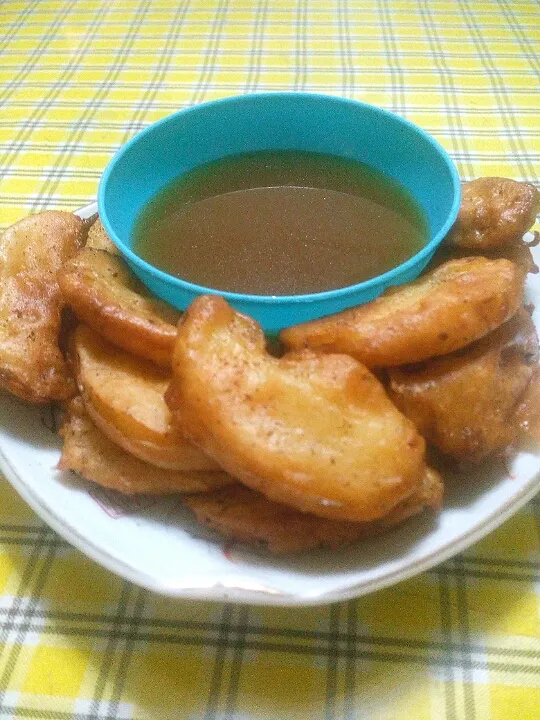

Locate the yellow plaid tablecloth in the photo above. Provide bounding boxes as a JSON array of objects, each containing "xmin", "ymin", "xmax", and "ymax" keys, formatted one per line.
[{"xmin": 0, "ymin": 1, "xmax": 539, "ymax": 718}]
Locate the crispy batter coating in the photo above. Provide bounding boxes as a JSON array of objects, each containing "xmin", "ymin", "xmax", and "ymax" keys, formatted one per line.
[
  {"xmin": 430, "ymin": 236, "xmax": 538, "ymax": 278},
  {"xmin": 513, "ymin": 365, "xmax": 540, "ymax": 442},
  {"xmin": 85, "ymin": 217, "xmax": 120, "ymax": 255},
  {"xmin": 59, "ymin": 397, "xmax": 231, "ymax": 495},
  {"xmin": 387, "ymin": 310, "xmax": 539, "ymax": 462},
  {"xmin": 72, "ymin": 324, "xmax": 221, "ymax": 472},
  {"xmin": 447, "ymin": 178, "xmax": 539, "ymax": 249},
  {"xmin": 183, "ymin": 469, "xmax": 442, "ymax": 554},
  {"xmin": 281, "ymin": 257, "xmax": 524, "ymax": 367},
  {"xmin": 59, "ymin": 248, "xmax": 180, "ymax": 367},
  {"xmin": 183, "ymin": 485, "xmax": 370, "ymax": 553},
  {"xmin": 166, "ymin": 295, "xmax": 430, "ymax": 523},
  {"xmin": 0, "ymin": 211, "xmax": 84, "ymax": 403},
  {"xmin": 382, "ymin": 466, "xmax": 443, "ymax": 522}
]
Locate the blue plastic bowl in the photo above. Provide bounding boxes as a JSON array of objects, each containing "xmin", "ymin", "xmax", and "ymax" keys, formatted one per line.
[{"xmin": 98, "ymin": 92, "xmax": 461, "ymax": 333}]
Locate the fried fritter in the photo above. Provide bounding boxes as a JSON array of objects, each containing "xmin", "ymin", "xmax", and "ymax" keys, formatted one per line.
[
  {"xmin": 85, "ymin": 217, "xmax": 120, "ymax": 255},
  {"xmin": 58, "ymin": 248, "xmax": 180, "ymax": 367},
  {"xmin": 513, "ymin": 365, "xmax": 540, "ymax": 442},
  {"xmin": 0, "ymin": 211, "xmax": 84, "ymax": 403},
  {"xmin": 447, "ymin": 177, "xmax": 539, "ymax": 249},
  {"xmin": 430, "ymin": 236, "xmax": 538, "ymax": 278},
  {"xmin": 183, "ymin": 469, "xmax": 442, "ymax": 554},
  {"xmin": 72, "ymin": 324, "xmax": 221, "ymax": 472},
  {"xmin": 387, "ymin": 310, "xmax": 539, "ymax": 462},
  {"xmin": 183, "ymin": 485, "xmax": 370, "ymax": 553},
  {"xmin": 281, "ymin": 257, "xmax": 524, "ymax": 367},
  {"xmin": 59, "ymin": 397, "xmax": 231, "ymax": 495},
  {"xmin": 166, "ymin": 295, "xmax": 431, "ymax": 523},
  {"xmin": 382, "ymin": 465, "xmax": 443, "ymax": 523}
]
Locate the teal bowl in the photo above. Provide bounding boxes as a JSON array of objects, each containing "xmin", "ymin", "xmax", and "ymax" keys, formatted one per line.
[{"xmin": 98, "ymin": 92, "xmax": 461, "ymax": 333}]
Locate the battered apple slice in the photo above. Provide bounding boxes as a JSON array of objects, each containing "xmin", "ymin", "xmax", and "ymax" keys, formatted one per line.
[
  {"xmin": 387, "ymin": 309, "xmax": 539, "ymax": 462},
  {"xmin": 183, "ymin": 468, "xmax": 442, "ymax": 555},
  {"xmin": 166, "ymin": 295, "xmax": 432, "ymax": 523},
  {"xmin": 281, "ymin": 257, "xmax": 524, "ymax": 367},
  {"xmin": 429, "ymin": 236, "xmax": 538, "ymax": 279},
  {"xmin": 511, "ymin": 365, "xmax": 540, "ymax": 443},
  {"xmin": 446, "ymin": 177, "xmax": 539, "ymax": 249},
  {"xmin": 59, "ymin": 248, "xmax": 180, "ymax": 367},
  {"xmin": 72, "ymin": 324, "xmax": 221, "ymax": 472},
  {"xmin": 0, "ymin": 211, "xmax": 85, "ymax": 403},
  {"xmin": 59, "ymin": 397, "xmax": 231, "ymax": 495},
  {"xmin": 85, "ymin": 217, "xmax": 120, "ymax": 255}
]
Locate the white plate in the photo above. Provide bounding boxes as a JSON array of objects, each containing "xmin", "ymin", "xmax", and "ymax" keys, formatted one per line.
[{"xmin": 0, "ymin": 202, "xmax": 538, "ymax": 606}]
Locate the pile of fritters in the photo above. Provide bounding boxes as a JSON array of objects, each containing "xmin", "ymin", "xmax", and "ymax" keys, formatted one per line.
[{"xmin": 0, "ymin": 176, "xmax": 538, "ymax": 554}]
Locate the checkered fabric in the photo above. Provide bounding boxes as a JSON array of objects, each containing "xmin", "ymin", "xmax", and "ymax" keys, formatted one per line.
[{"xmin": 0, "ymin": 1, "xmax": 539, "ymax": 718}]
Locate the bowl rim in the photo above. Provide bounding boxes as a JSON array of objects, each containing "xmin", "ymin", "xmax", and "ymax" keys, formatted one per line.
[{"xmin": 98, "ymin": 91, "xmax": 462, "ymax": 305}]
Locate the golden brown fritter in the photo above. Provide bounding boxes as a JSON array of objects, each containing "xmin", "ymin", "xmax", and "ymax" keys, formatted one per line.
[
  {"xmin": 387, "ymin": 310, "xmax": 539, "ymax": 462},
  {"xmin": 0, "ymin": 211, "xmax": 85, "ymax": 403},
  {"xmin": 72, "ymin": 324, "xmax": 221, "ymax": 471},
  {"xmin": 166, "ymin": 295, "xmax": 431, "ymax": 523},
  {"xmin": 382, "ymin": 466, "xmax": 443, "ymax": 523},
  {"xmin": 58, "ymin": 248, "xmax": 180, "ymax": 367},
  {"xmin": 513, "ymin": 365, "xmax": 540, "ymax": 442},
  {"xmin": 183, "ymin": 485, "xmax": 371, "ymax": 554},
  {"xmin": 281, "ymin": 257, "xmax": 524, "ymax": 367},
  {"xmin": 58, "ymin": 397, "xmax": 232, "ymax": 495},
  {"xmin": 447, "ymin": 177, "xmax": 539, "ymax": 249},
  {"xmin": 85, "ymin": 217, "xmax": 120, "ymax": 255},
  {"xmin": 430, "ymin": 234, "xmax": 539, "ymax": 278},
  {"xmin": 183, "ymin": 468, "xmax": 442, "ymax": 554}
]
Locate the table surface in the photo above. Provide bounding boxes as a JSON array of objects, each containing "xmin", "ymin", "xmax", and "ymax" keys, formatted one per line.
[{"xmin": 0, "ymin": 1, "xmax": 539, "ymax": 718}]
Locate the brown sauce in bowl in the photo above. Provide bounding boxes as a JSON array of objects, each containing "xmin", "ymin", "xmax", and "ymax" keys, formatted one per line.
[{"xmin": 133, "ymin": 150, "xmax": 428, "ymax": 296}]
